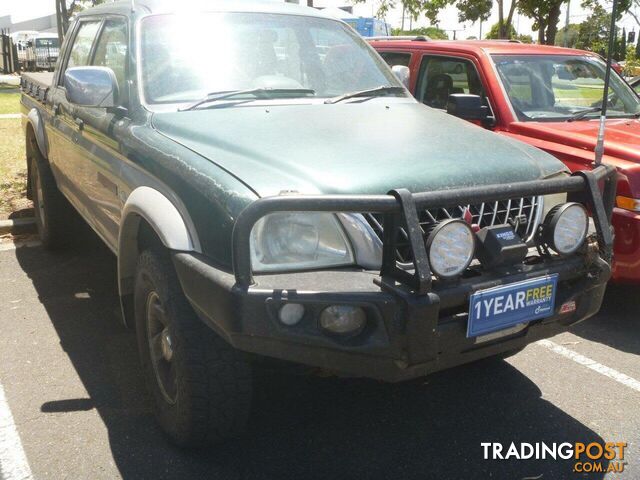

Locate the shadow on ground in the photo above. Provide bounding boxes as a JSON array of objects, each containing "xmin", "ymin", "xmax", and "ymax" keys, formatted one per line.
[
  {"xmin": 8, "ymin": 206, "xmax": 34, "ymax": 220},
  {"xmin": 15, "ymin": 232, "xmax": 609, "ymax": 480},
  {"xmin": 570, "ymin": 284, "xmax": 640, "ymax": 356}
]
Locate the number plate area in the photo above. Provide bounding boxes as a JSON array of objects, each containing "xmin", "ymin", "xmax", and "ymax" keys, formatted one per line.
[{"xmin": 467, "ymin": 274, "xmax": 559, "ymax": 338}]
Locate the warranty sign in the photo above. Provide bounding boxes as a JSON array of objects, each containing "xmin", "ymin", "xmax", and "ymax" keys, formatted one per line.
[{"xmin": 467, "ymin": 274, "xmax": 559, "ymax": 337}]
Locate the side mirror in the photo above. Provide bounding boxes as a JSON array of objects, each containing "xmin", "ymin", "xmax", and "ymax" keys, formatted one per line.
[
  {"xmin": 446, "ymin": 93, "xmax": 491, "ymax": 122},
  {"xmin": 64, "ymin": 66, "xmax": 119, "ymax": 108},
  {"xmin": 391, "ymin": 65, "xmax": 410, "ymax": 88}
]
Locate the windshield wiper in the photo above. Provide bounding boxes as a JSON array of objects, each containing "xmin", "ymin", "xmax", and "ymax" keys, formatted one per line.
[
  {"xmin": 567, "ymin": 107, "xmax": 602, "ymax": 122},
  {"xmin": 180, "ymin": 87, "xmax": 316, "ymax": 111},
  {"xmin": 324, "ymin": 85, "xmax": 406, "ymax": 104}
]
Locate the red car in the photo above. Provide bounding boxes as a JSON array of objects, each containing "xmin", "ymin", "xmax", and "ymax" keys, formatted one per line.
[{"xmin": 370, "ymin": 39, "xmax": 640, "ymax": 283}]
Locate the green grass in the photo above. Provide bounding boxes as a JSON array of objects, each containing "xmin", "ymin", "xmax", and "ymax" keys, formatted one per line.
[
  {"xmin": 0, "ymin": 118, "xmax": 29, "ymax": 219},
  {"xmin": 553, "ymin": 83, "xmax": 603, "ymax": 106},
  {"xmin": 506, "ymin": 82, "xmax": 606, "ymax": 108},
  {"xmin": 507, "ymin": 84, "xmax": 533, "ymax": 102},
  {"xmin": 0, "ymin": 92, "xmax": 20, "ymax": 115}
]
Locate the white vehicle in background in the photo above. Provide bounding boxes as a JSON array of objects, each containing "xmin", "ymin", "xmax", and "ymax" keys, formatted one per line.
[
  {"xmin": 33, "ymin": 33, "xmax": 60, "ymax": 70},
  {"xmin": 10, "ymin": 30, "xmax": 38, "ymax": 45},
  {"xmin": 11, "ymin": 30, "xmax": 38, "ymax": 70}
]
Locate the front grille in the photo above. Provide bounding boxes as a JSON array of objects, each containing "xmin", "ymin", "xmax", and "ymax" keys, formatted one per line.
[{"xmin": 365, "ymin": 196, "xmax": 542, "ymax": 264}]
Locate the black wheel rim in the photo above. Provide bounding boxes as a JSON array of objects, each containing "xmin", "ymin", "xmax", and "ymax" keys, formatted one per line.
[{"xmin": 146, "ymin": 291, "xmax": 177, "ymax": 405}]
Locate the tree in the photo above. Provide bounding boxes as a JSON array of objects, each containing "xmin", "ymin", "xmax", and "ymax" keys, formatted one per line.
[
  {"xmin": 485, "ymin": 22, "xmax": 532, "ymax": 42},
  {"xmin": 517, "ymin": 0, "xmax": 566, "ymax": 45},
  {"xmin": 391, "ymin": 26, "xmax": 449, "ymax": 39},
  {"xmin": 355, "ymin": 0, "xmax": 513, "ymax": 39},
  {"xmin": 485, "ymin": 22, "xmax": 516, "ymax": 38},
  {"xmin": 359, "ymin": 0, "xmax": 625, "ymax": 45},
  {"xmin": 517, "ymin": 33, "xmax": 534, "ymax": 43},
  {"xmin": 580, "ymin": 0, "xmax": 633, "ymax": 38},
  {"xmin": 358, "ymin": 0, "xmax": 570, "ymax": 43},
  {"xmin": 620, "ymin": 27, "xmax": 627, "ymax": 60},
  {"xmin": 555, "ymin": 23, "xmax": 580, "ymax": 47},
  {"xmin": 575, "ymin": 3, "xmax": 611, "ymax": 53},
  {"xmin": 621, "ymin": 0, "xmax": 640, "ymax": 30},
  {"xmin": 623, "ymin": 44, "xmax": 640, "ymax": 75},
  {"xmin": 55, "ymin": 0, "xmax": 106, "ymax": 40},
  {"xmin": 493, "ymin": 0, "xmax": 518, "ymax": 38}
]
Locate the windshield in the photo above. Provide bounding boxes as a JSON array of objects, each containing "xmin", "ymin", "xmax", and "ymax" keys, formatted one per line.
[
  {"xmin": 140, "ymin": 12, "xmax": 401, "ymax": 105},
  {"xmin": 35, "ymin": 38, "xmax": 59, "ymax": 48},
  {"xmin": 492, "ymin": 54, "xmax": 640, "ymax": 121}
]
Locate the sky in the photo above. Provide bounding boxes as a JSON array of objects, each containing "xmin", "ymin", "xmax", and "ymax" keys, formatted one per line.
[
  {"xmin": 0, "ymin": 0, "xmax": 56, "ymax": 23},
  {"xmin": 1, "ymin": 0, "xmax": 639, "ymax": 41}
]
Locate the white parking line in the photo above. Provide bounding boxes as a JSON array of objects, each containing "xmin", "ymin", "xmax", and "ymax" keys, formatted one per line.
[
  {"xmin": 0, "ymin": 114, "xmax": 20, "ymax": 120},
  {"xmin": 537, "ymin": 339, "xmax": 640, "ymax": 393},
  {"xmin": 0, "ymin": 383, "xmax": 33, "ymax": 480}
]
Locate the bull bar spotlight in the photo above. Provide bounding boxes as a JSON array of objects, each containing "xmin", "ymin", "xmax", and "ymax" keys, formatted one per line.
[
  {"xmin": 542, "ymin": 202, "xmax": 589, "ymax": 255},
  {"xmin": 426, "ymin": 219, "xmax": 475, "ymax": 279}
]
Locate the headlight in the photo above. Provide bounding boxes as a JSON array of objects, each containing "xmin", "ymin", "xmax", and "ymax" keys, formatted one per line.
[
  {"xmin": 426, "ymin": 219, "xmax": 475, "ymax": 279},
  {"xmin": 250, "ymin": 212, "xmax": 354, "ymax": 272},
  {"xmin": 542, "ymin": 202, "xmax": 588, "ymax": 255}
]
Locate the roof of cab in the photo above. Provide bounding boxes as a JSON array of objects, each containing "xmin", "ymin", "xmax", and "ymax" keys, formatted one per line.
[
  {"xmin": 76, "ymin": 0, "xmax": 333, "ymax": 19},
  {"xmin": 368, "ymin": 39, "xmax": 595, "ymax": 57}
]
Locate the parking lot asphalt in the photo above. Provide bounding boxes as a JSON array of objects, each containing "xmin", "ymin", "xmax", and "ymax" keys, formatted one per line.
[{"xmin": 0, "ymin": 232, "xmax": 638, "ymax": 480}]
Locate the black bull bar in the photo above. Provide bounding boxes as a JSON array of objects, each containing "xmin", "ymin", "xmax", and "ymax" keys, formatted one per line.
[{"xmin": 232, "ymin": 165, "xmax": 617, "ymax": 291}]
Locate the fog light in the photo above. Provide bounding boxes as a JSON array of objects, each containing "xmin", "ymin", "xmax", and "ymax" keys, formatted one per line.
[
  {"xmin": 319, "ymin": 305, "xmax": 366, "ymax": 335},
  {"xmin": 542, "ymin": 202, "xmax": 588, "ymax": 255},
  {"xmin": 279, "ymin": 303, "xmax": 305, "ymax": 326},
  {"xmin": 426, "ymin": 219, "xmax": 475, "ymax": 279}
]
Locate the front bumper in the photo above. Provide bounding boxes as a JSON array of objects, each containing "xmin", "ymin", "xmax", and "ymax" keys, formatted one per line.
[
  {"xmin": 174, "ymin": 252, "xmax": 609, "ymax": 382},
  {"xmin": 174, "ymin": 165, "xmax": 616, "ymax": 382}
]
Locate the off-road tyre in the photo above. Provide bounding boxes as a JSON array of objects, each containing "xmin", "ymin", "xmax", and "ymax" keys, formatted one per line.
[{"xmin": 134, "ymin": 248, "xmax": 252, "ymax": 448}]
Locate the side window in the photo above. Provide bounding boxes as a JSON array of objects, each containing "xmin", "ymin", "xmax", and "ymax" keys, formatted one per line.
[
  {"xmin": 378, "ymin": 52, "xmax": 412, "ymax": 68},
  {"xmin": 92, "ymin": 19, "xmax": 128, "ymax": 102},
  {"xmin": 65, "ymin": 21, "xmax": 101, "ymax": 71},
  {"xmin": 416, "ymin": 56, "xmax": 485, "ymax": 109}
]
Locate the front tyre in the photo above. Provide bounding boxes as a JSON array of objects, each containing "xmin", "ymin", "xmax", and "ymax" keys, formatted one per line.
[{"xmin": 134, "ymin": 249, "xmax": 252, "ymax": 448}]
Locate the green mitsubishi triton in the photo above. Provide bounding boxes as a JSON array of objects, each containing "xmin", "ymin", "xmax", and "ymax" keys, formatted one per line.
[{"xmin": 21, "ymin": 0, "xmax": 616, "ymax": 447}]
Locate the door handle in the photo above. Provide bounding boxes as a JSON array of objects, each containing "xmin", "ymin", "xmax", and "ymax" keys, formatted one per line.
[{"xmin": 74, "ymin": 117, "xmax": 84, "ymax": 131}]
